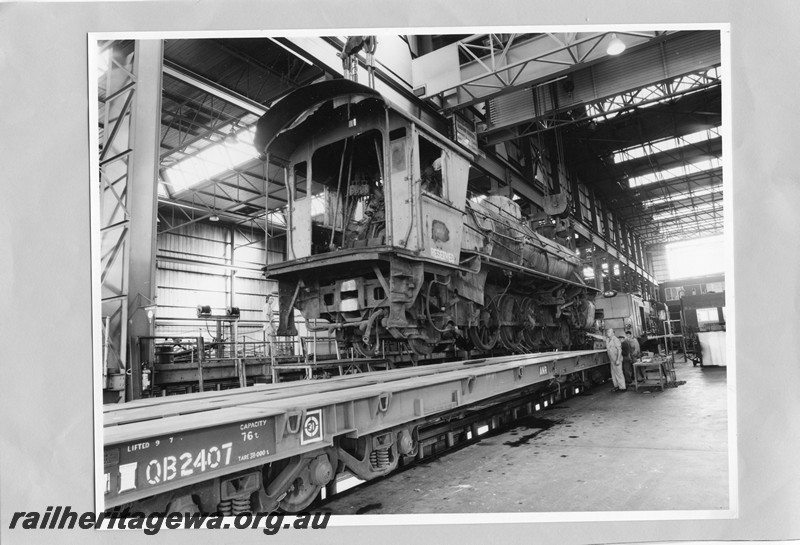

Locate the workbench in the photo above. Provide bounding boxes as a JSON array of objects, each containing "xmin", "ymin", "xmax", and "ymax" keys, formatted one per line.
[{"xmin": 633, "ymin": 356, "xmax": 676, "ymax": 392}]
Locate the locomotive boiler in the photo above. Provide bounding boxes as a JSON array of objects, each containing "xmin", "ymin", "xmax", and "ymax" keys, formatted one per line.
[{"xmin": 254, "ymin": 79, "xmax": 596, "ymax": 358}]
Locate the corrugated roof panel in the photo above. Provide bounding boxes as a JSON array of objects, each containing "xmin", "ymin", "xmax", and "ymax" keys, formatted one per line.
[
  {"xmin": 568, "ymin": 31, "xmax": 720, "ymax": 110},
  {"xmin": 487, "ymin": 88, "xmax": 534, "ymax": 129}
]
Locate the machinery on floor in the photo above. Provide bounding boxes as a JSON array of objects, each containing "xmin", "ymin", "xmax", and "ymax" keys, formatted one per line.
[
  {"xmin": 593, "ymin": 291, "xmax": 670, "ymax": 351},
  {"xmin": 681, "ymin": 291, "xmax": 727, "ymax": 366}
]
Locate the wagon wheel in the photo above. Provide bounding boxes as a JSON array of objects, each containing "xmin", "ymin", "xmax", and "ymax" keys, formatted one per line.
[
  {"xmin": 468, "ymin": 299, "xmax": 500, "ymax": 351},
  {"xmin": 277, "ymin": 475, "xmax": 322, "ymax": 513},
  {"xmin": 263, "ymin": 456, "xmax": 327, "ymax": 513}
]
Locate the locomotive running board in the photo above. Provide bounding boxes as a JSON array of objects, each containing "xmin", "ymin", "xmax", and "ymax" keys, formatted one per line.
[
  {"xmin": 263, "ymin": 245, "xmax": 479, "ymax": 278},
  {"xmin": 103, "ymin": 349, "xmax": 609, "ymax": 508},
  {"xmin": 479, "ymin": 254, "xmax": 598, "ymax": 291}
]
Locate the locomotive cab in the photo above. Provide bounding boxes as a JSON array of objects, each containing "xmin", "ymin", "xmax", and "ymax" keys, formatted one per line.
[{"xmin": 256, "ymin": 80, "xmax": 470, "ymax": 261}]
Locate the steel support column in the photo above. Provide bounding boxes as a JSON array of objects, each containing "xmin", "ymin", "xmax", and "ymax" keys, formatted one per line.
[
  {"xmin": 99, "ymin": 44, "xmax": 134, "ymax": 404},
  {"xmin": 126, "ymin": 40, "xmax": 164, "ymax": 401}
]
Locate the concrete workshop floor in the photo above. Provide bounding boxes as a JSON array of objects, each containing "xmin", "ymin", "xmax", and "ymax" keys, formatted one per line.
[{"xmin": 322, "ymin": 356, "xmax": 729, "ymax": 514}]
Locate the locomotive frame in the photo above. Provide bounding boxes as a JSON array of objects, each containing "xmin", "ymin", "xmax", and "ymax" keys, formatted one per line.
[{"xmin": 255, "ymin": 79, "xmax": 598, "ymax": 361}]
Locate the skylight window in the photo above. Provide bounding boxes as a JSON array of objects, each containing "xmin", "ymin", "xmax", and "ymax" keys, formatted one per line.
[
  {"xmin": 614, "ymin": 127, "xmax": 721, "ymax": 164},
  {"xmin": 666, "ymin": 235, "xmax": 725, "ymax": 279},
  {"xmin": 653, "ymin": 201, "xmax": 719, "ymax": 222},
  {"xmin": 643, "ymin": 183, "xmax": 723, "ymax": 208},
  {"xmin": 628, "ymin": 156, "xmax": 722, "ymax": 188},
  {"xmin": 658, "ymin": 221, "xmax": 719, "ymax": 237},
  {"xmin": 164, "ymin": 127, "xmax": 259, "ymax": 194},
  {"xmin": 157, "ymin": 174, "xmax": 169, "ymax": 198}
]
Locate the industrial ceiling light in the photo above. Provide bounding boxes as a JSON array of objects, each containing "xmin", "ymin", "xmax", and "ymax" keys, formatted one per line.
[
  {"xmin": 225, "ymin": 122, "xmax": 239, "ymax": 143},
  {"xmin": 143, "ymin": 304, "xmax": 157, "ymax": 324},
  {"xmin": 209, "ymin": 184, "xmax": 220, "ymax": 222},
  {"xmin": 606, "ymin": 33, "xmax": 626, "ymax": 56}
]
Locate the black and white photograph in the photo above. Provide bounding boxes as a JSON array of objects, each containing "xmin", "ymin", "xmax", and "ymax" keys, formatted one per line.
[
  {"xmin": 96, "ymin": 29, "xmax": 730, "ymax": 518},
  {"xmin": 2, "ymin": 2, "xmax": 799, "ymax": 545}
]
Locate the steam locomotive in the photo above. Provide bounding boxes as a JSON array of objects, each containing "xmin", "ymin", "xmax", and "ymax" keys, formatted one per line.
[{"xmin": 254, "ymin": 79, "xmax": 597, "ymax": 359}]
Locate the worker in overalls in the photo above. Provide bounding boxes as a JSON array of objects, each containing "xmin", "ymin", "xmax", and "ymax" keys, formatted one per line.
[
  {"xmin": 622, "ymin": 330, "xmax": 642, "ymax": 387},
  {"xmin": 605, "ymin": 328, "xmax": 626, "ymax": 392}
]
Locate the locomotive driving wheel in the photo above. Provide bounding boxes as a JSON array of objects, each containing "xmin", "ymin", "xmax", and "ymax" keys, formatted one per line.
[
  {"xmin": 558, "ymin": 319, "xmax": 572, "ymax": 349},
  {"xmin": 543, "ymin": 326, "xmax": 560, "ymax": 348},
  {"xmin": 468, "ymin": 299, "xmax": 500, "ymax": 351},
  {"xmin": 519, "ymin": 298, "xmax": 541, "ymax": 350},
  {"xmin": 498, "ymin": 295, "xmax": 525, "ymax": 353},
  {"xmin": 543, "ymin": 320, "xmax": 572, "ymax": 349},
  {"xmin": 523, "ymin": 327, "xmax": 544, "ymax": 351}
]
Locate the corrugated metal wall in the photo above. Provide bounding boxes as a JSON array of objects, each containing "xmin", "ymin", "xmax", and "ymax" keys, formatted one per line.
[{"xmin": 155, "ymin": 219, "xmax": 284, "ymax": 342}]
